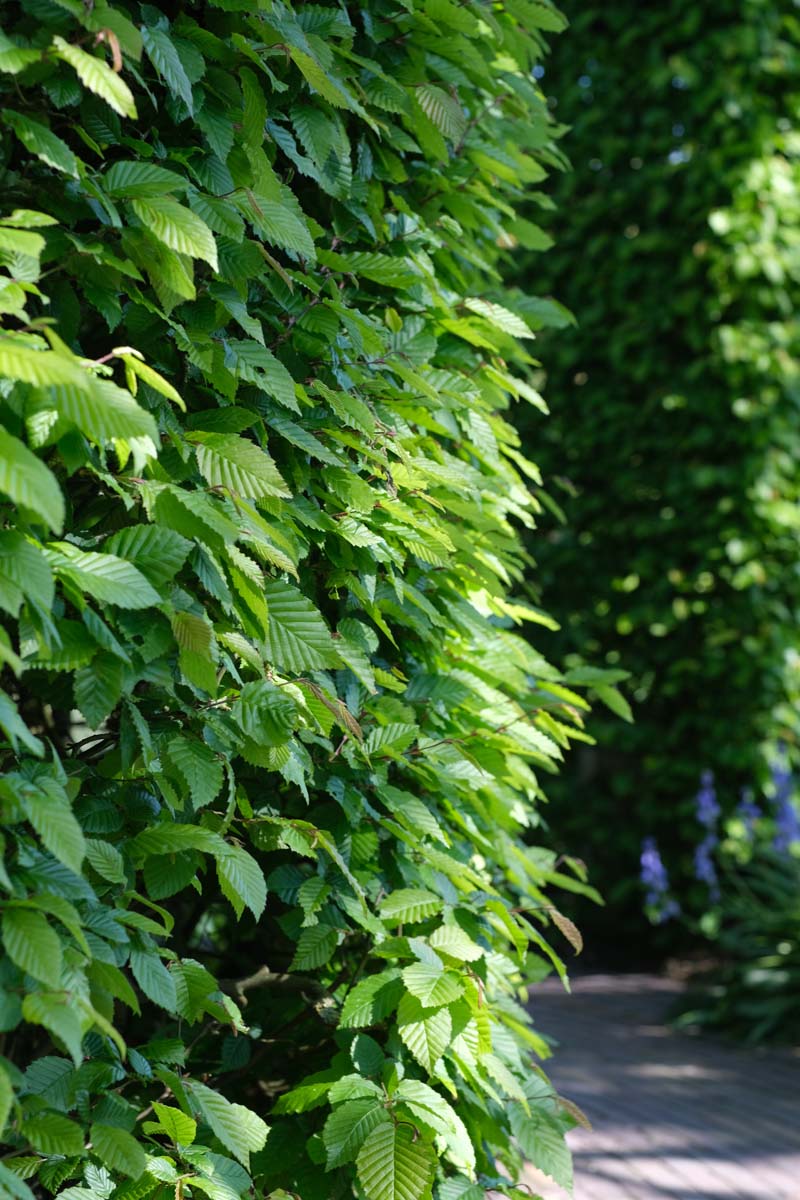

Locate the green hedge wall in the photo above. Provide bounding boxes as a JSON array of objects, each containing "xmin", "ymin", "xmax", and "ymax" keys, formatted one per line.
[
  {"xmin": 0, "ymin": 2, "xmax": 594, "ymax": 1199},
  {"xmin": 524, "ymin": 0, "xmax": 800, "ymax": 933}
]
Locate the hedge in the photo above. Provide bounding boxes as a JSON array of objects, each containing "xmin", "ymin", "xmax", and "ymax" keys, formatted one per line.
[
  {"xmin": 523, "ymin": 0, "xmax": 800, "ymax": 934},
  {"xmin": 0, "ymin": 2, "xmax": 595, "ymax": 1199}
]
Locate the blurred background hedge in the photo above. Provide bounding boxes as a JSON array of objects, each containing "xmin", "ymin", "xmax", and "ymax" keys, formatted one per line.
[{"xmin": 518, "ymin": 0, "xmax": 800, "ymax": 950}]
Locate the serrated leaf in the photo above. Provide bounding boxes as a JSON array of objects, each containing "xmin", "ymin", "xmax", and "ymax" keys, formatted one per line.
[
  {"xmin": 167, "ymin": 736, "xmax": 223, "ymax": 809},
  {"xmin": 141, "ymin": 27, "xmax": 194, "ymax": 113},
  {"xmin": 396, "ymin": 993, "xmax": 451, "ymax": 1074},
  {"xmin": 402, "ymin": 963, "xmax": 463, "ymax": 1008},
  {"xmin": 53, "ymin": 36, "xmax": 137, "ymax": 118},
  {"xmin": 193, "ymin": 433, "xmax": 290, "ymax": 499},
  {"xmin": 509, "ymin": 1106, "xmax": 573, "ymax": 1193},
  {"xmin": 74, "ymin": 653, "xmax": 125, "ymax": 727},
  {"xmin": 190, "ymin": 1082, "xmax": 268, "ymax": 1169},
  {"xmin": 379, "ymin": 889, "xmax": 442, "ymax": 925},
  {"xmin": 216, "ymin": 844, "xmax": 266, "ymax": 919},
  {"xmin": 22, "ymin": 1112, "xmax": 84, "ymax": 1156},
  {"xmin": 129, "ymin": 949, "xmax": 177, "ymax": 1013},
  {"xmin": 0, "ymin": 428, "xmax": 64, "ymax": 532},
  {"xmin": 131, "ymin": 197, "xmax": 217, "ymax": 269},
  {"xmin": 356, "ymin": 1121, "xmax": 435, "ymax": 1200},
  {"xmin": 2, "ymin": 109, "xmax": 79, "ymax": 177},
  {"xmin": 104, "ymin": 160, "xmax": 186, "ymax": 198},
  {"xmin": 2, "ymin": 907, "xmax": 62, "ymax": 986},
  {"xmin": 415, "ymin": 84, "xmax": 466, "ymax": 142},
  {"xmin": 463, "ymin": 298, "xmax": 534, "ymax": 339},
  {"xmin": 290, "ymin": 923, "xmax": 338, "ymax": 970},
  {"xmin": 323, "ymin": 1098, "xmax": 390, "ymax": 1169},
  {"xmin": 264, "ymin": 579, "xmax": 341, "ymax": 673},
  {"xmin": 85, "ymin": 838, "xmax": 127, "ymax": 885},
  {"xmin": 91, "ymin": 1123, "xmax": 147, "ymax": 1179},
  {"xmin": 339, "ymin": 969, "xmax": 404, "ymax": 1029},
  {"xmin": 151, "ymin": 1103, "xmax": 196, "ymax": 1146},
  {"xmin": 104, "ymin": 525, "xmax": 192, "ymax": 588},
  {"xmin": 428, "ymin": 925, "xmax": 484, "ymax": 961},
  {"xmin": 20, "ymin": 780, "xmax": 85, "ymax": 874},
  {"xmin": 52, "ymin": 375, "xmax": 158, "ymax": 446},
  {"xmin": 46, "ymin": 543, "xmax": 161, "ymax": 608}
]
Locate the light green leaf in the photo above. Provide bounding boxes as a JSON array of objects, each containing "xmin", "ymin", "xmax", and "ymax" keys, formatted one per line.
[
  {"xmin": 509, "ymin": 1106, "xmax": 573, "ymax": 1193},
  {"xmin": 0, "ymin": 428, "xmax": 63, "ymax": 532},
  {"xmin": 104, "ymin": 160, "xmax": 186, "ymax": 198},
  {"xmin": 167, "ymin": 736, "xmax": 223, "ymax": 810},
  {"xmin": 2, "ymin": 109, "xmax": 79, "ymax": 177},
  {"xmin": 339, "ymin": 970, "xmax": 404, "ymax": 1029},
  {"xmin": 379, "ymin": 889, "xmax": 443, "ymax": 926},
  {"xmin": 151, "ymin": 1103, "xmax": 197, "ymax": 1147},
  {"xmin": 132, "ymin": 197, "xmax": 217, "ymax": 269},
  {"xmin": 0, "ymin": 1063, "xmax": 12, "ymax": 1138},
  {"xmin": 52, "ymin": 375, "xmax": 158, "ymax": 446},
  {"xmin": 104, "ymin": 525, "xmax": 191, "ymax": 588},
  {"xmin": 402, "ymin": 963, "xmax": 463, "ymax": 1008},
  {"xmin": 53, "ymin": 36, "xmax": 137, "ymax": 118},
  {"xmin": 396, "ymin": 993, "xmax": 451, "ymax": 1074},
  {"xmin": 190, "ymin": 1082, "xmax": 268, "ymax": 1169},
  {"xmin": 129, "ymin": 948, "xmax": 178, "ymax": 1013},
  {"xmin": 356, "ymin": 1121, "xmax": 435, "ymax": 1200}
]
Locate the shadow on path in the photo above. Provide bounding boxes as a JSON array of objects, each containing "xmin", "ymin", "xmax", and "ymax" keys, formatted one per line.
[{"xmin": 523, "ymin": 974, "xmax": 800, "ymax": 1200}]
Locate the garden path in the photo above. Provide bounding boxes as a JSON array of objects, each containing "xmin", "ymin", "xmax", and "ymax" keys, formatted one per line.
[{"xmin": 522, "ymin": 973, "xmax": 800, "ymax": 1200}]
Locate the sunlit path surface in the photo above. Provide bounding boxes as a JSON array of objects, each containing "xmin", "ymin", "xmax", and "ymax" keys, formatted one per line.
[{"xmin": 524, "ymin": 974, "xmax": 800, "ymax": 1200}]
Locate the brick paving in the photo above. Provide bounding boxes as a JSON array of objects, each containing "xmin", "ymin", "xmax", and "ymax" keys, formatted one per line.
[{"xmin": 522, "ymin": 974, "xmax": 800, "ymax": 1200}]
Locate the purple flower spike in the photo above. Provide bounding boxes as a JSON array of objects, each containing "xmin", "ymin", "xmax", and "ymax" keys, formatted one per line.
[
  {"xmin": 640, "ymin": 837, "xmax": 680, "ymax": 921},
  {"xmin": 695, "ymin": 769, "xmax": 720, "ymax": 830}
]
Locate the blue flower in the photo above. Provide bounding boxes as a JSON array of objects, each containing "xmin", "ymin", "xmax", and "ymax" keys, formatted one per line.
[
  {"xmin": 694, "ymin": 832, "xmax": 720, "ymax": 901},
  {"xmin": 695, "ymin": 769, "xmax": 720, "ymax": 830},
  {"xmin": 640, "ymin": 837, "xmax": 680, "ymax": 921},
  {"xmin": 769, "ymin": 750, "xmax": 799, "ymax": 852}
]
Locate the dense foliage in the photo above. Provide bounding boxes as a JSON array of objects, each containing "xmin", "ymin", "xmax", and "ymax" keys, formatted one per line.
[
  {"xmin": 521, "ymin": 0, "xmax": 800, "ymax": 936},
  {"xmin": 0, "ymin": 2, "xmax": 597, "ymax": 1198}
]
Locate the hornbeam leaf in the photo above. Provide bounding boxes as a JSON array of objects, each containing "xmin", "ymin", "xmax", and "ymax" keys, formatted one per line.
[
  {"xmin": 45, "ymin": 544, "xmax": 161, "ymax": 608},
  {"xmin": 323, "ymin": 1098, "xmax": 390, "ymax": 1168},
  {"xmin": 396, "ymin": 993, "xmax": 452, "ymax": 1074},
  {"xmin": 131, "ymin": 197, "xmax": 217, "ymax": 269},
  {"xmin": 190, "ymin": 1082, "xmax": 268, "ymax": 1169},
  {"xmin": 91, "ymin": 1123, "xmax": 147, "ymax": 1178},
  {"xmin": 104, "ymin": 160, "xmax": 187, "ymax": 198},
  {"xmin": 193, "ymin": 433, "xmax": 290, "ymax": 499},
  {"xmin": 0, "ymin": 429, "xmax": 63, "ymax": 532},
  {"xmin": 356, "ymin": 1121, "xmax": 435, "ymax": 1200},
  {"xmin": 402, "ymin": 963, "xmax": 463, "ymax": 1008},
  {"xmin": 20, "ymin": 779, "xmax": 85, "ymax": 874},
  {"xmin": 2, "ymin": 109, "xmax": 79, "ymax": 177},
  {"xmin": 379, "ymin": 889, "xmax": 442, "ymax": 925},
  {"xmin": 263, "ymin": 579, "xmax": 341, "ymax": 673},
  {"xmin": 2, "ymin": 907, "xmax": 63, "ymax": 987},
  {"xmin": 53, "ymin": 36, "xmax": 137, "ymax": 118}
]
